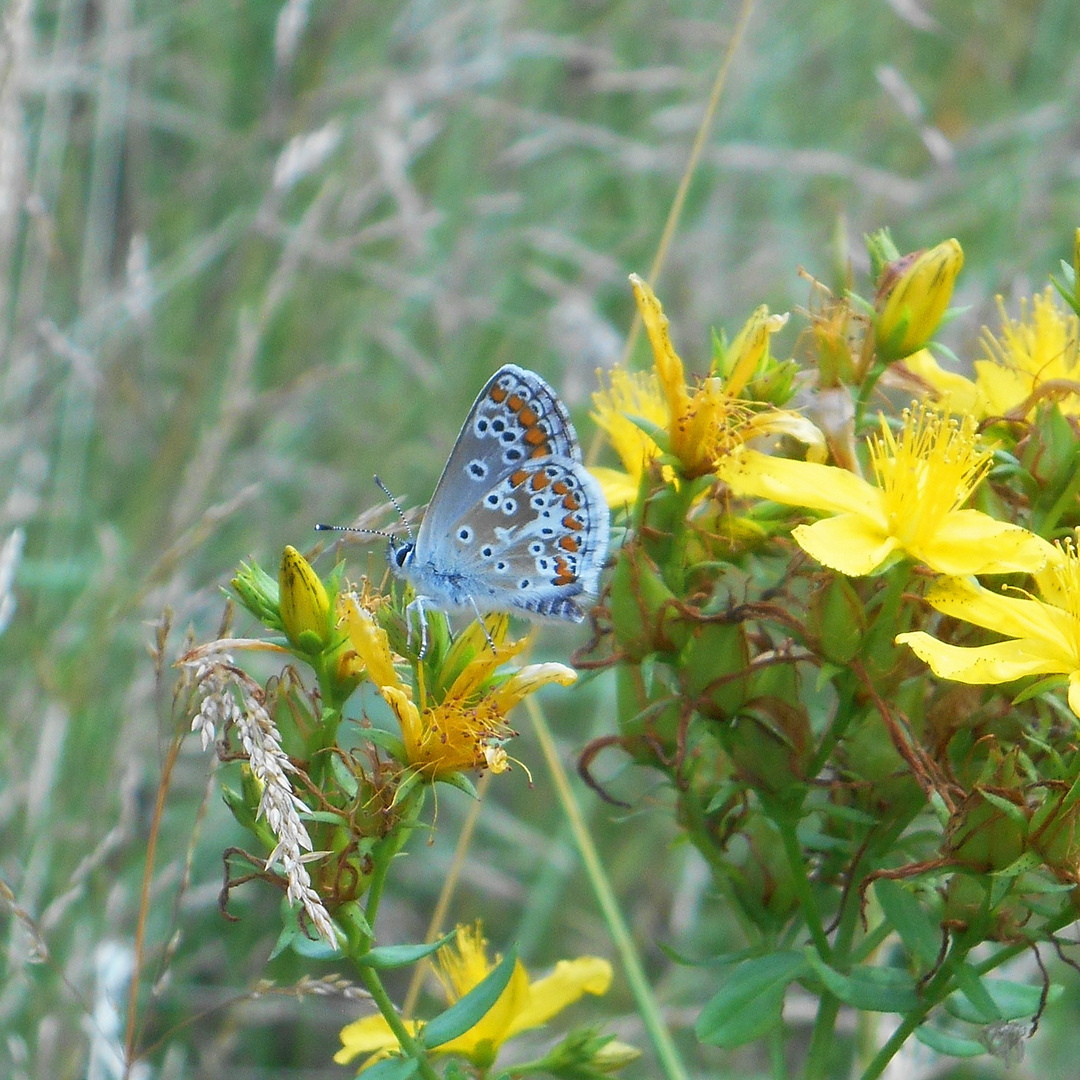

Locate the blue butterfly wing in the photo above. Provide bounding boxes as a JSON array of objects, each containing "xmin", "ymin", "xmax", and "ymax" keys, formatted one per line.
[
  {"xmin": 412, "ymin": 364, "xmax": 581, "ymax": 549},
  {"xmin": 400, "ymin": 365, "xmax": 608, "ymax": 618}
]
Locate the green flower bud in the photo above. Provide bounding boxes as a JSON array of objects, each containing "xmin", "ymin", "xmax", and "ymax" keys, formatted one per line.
[{"xmin": 609, "ymin": 545, "xmax": 689, "ymax": 660}]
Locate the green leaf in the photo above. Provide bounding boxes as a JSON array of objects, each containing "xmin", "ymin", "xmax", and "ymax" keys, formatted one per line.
[
  {"xmin": 436, "ymin": 771, "xmax": 479, "ymax": 799},
  {"xmin": 291, "ymin": 932, "xmax": 343, "ymax": 960},
  {"xmin": 330, "ymin": 752, "xmax": 361, "ymax": 799},
  {"xmin": 977, "ymin": 789, "xmax": 1029, "ymax": 827},
  {"xmin": 913, "ymin": 1023, "xmax": 986, "ymax": 1058},
  {"xmin": 301, "ymin": 809, "xmax": 349, "ymax": 825},
  {"xmin": 803, "ymin": 952, "xmax": 920, "ymax": 1013},
  {"xmin": 363, "ymin": 727, "xmax": 408, "ymax": 761},
  {"xmin": 945, "ymin": 975, "xmax": 1059, "ymax": 1024},
  {"xmin": 695, "ymin": 951, "xmax": 807, "ymax": 1048},
  {"xmin": 420, "ymin": 945, "xmax": 518, "ymax": 1049},
  {"xmin": 873, "ymin": 880, "xmax": 941, "ymax": 967},
  {"xmin": 269, "ymin": 919, "xmax": 299, "ymax": 961},
  {"xmin": 358, "ymin": 1056, "xmax": 420, "ymax": 1080},
  {"xmin": 356, "ymin": 933, "xmax": 456, "ymax": 970},
  {"xmin": 948, "ymin": 962, "xmax": 1002, "ymax": 1022}
]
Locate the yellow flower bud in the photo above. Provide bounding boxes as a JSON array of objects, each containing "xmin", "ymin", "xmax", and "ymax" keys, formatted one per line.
[
  {"xmin": 722, "ymin": 305, "xmax": 789, "ymax": 398},
  {"xmin": 278, "ymin": 545, "xmax": 332, "ymax": 650},
  {"xmin": 591, "ymin": 1040, "xmax": 643, "ymax": 1073},
  {"xmin": 875, "ymin": 238, "xmax": 963, "ymax": 360}
]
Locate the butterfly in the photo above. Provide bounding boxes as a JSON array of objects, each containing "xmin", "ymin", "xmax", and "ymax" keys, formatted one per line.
[{"xmin": 319, "ymin": 364, "xmax": 609, "ymax": 652}]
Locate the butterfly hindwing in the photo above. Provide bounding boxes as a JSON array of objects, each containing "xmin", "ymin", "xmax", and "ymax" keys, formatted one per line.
[{"xmin": 441, "ymin": 455, "xmax": 609, "ymax": 618}]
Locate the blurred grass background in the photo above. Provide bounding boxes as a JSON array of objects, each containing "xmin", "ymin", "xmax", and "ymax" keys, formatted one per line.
[{"xmin": 3, "ymin": 0, "xmax": 1080, "ymax": 1076}]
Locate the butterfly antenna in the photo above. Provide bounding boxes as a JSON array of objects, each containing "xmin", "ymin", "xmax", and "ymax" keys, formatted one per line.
[
  {"xmin": 314, "ymin": 475, "xmax": 413, "ymax": 540},
  {"xmin": 313, "ymin": 522, "xmax": 396, "ymax": 538},
  {"xmin": 373, "ymin": 475, "xmax": 414, "ymax": 541}
]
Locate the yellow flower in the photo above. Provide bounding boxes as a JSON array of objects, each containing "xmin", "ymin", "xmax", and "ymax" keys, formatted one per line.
[
  {"xmin": 591, "ymin": 276, "xmax": 820, "ymax": 496},
  {"xmin": 279, "ymin": 545, "xmax": 332, "ymax": 649},
  {"xmin": 590, "ymin": 366, "xmax": 671, "ymax": 507},
  {"xmin": 976, "ymin": 288, "xmax": 1080, "ymax": 418},
  {"xmin": 340, "ymin": 597, "xmax": 576, "ymax": 778},
  {"xmin": 335, "ymin": 923, "xmax": 613, "ymax": 1070},
  {"xmin": 896, "ymin": 538, "xmax": 1080, "ymax": 718},
  {"xmin": 901, "ymin": 289, "xmax": 1080, "ymax": 421},
  {"xmin": 875, "ymin": 238, "xmax": 964, "ymax": 360},
  {"xmin": 717, "ymin": 403, "xmax": 1054, "ymax": 577}
]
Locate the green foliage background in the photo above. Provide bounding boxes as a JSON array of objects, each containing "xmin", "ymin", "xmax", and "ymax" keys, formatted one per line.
[{"xmin": 3, "ymin": 0, "xmax": 1080, "ymax": 1076}]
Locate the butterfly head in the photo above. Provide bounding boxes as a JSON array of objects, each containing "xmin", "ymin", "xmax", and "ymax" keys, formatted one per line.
[{"xmin": 387, "ymin": 537, "xmax": 414, "ymax": 574}]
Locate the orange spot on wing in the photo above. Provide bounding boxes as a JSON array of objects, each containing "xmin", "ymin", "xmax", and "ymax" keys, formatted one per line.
[
  {"xmin": 524, "ymin": 427, "xmax": 548, "ymax": 446},
  {"xmin": 507, "ymin": 394, "xmax": 524, "ymax": 412},
  {"xmin": 530, "ymin": 471, "xmax": 550, "ymax": 489},
  {"xmin": 510, "ymin": 469, "xmax": 529, "ymax": 487},
  {"xmin": 559, "ymin": 535, "xmax": 580, "ymax": 552},
  {"xmin": 552, "ymin": 480, "xmax": 569, "ymax": 495},
  {"xmin": 562, "ymin": 514, "xmax": 583, "ymax": 531},
  {"xmin": 552, "ymin": 556, "xmax": 576, "ymax": 586},
  {"xmin": 561, "ymin": 493, "xmax": 580, "ymax": 511},
  {"xmin": 529, "ymin": 445, "xmax": 550, "ymax": 459},
  {"xmin": 490, "ymin": 386, "xmax": 508, "ymax": 403},
  {"xmin": 519, "ymin": 405, "xmax": 539, "ymax": 426}
]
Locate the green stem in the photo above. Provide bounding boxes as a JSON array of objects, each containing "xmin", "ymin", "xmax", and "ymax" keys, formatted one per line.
[
  {"xmin": 525, "ymin": 698, "xmax": 691, "ymax": 1080},
  {"xmin": 802, "ymin": 831, "xmax": 865, "ymax": 1080},
  {"xmin": 777, "ymin": 816, "xmax": 831, "ymax": 961},
  {"xmin": 804, "ymin": 994, "xmax": 843, "ymax": 1080},
  {"xmin": 366, "ymin": 785, "xmax": 425, "ymax": 928},
  {"xmin": 357, "ymin": 964, "xmax": 441, "ymax": 1080},
  {"xmin": 857, "ymin": 939, "xmax": 971, "ymax": 1080}
]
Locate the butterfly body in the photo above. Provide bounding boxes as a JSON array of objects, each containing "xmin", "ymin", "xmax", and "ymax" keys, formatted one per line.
[{"xmin": 388, "ymin": 364, "xmax": 608, "ymax": 631}]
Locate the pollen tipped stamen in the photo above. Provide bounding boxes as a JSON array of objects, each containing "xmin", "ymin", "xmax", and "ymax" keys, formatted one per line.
[{"xmin": 870, "ymin": 404, "xmax": 991, "ymax": 543}]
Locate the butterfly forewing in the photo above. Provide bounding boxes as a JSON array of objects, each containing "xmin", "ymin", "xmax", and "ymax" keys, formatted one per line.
[
  {"xmin": 394, "ymin": 363, "xmax": 608, "ymax": 624},
  {"xmin": 413, "ymin": 364, "xmax": 581, "ymax": 548}
]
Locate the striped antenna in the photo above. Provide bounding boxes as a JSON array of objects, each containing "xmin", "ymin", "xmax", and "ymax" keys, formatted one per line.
[{"xmin": 314, "ymin": 475, "xmax": 413, "ymax": 540}]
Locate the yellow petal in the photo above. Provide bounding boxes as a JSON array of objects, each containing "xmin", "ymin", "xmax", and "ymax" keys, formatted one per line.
[
  {"xmin": 590, "ymin": 466, "xmax": 641, "ymax": 510},
  {"xmin": 382, "ymin": 685, "xmax": 423, "ymax": 759},
  {"xmin": 490, "ymin": 662, "xmax": 578, "ymax": 714},
  {"xmin": 341, "ymin": 596, "xmax": 404, "ymax": 694},
  {"xmin": 445, "ymin": 634, "xmax": 527, "ymax": 703},
  {"xmin": 900, "ymin": 348, "xmax": 985, "ymax": 417},
  {"xmin": 629, "ymin": 274, "xmax": 690, "ymax": 420},
  {"xmin": 876, "ymin": 239, "xmax": 963, "ymax": 359},
  {"xmin": 895, "ymin": 632, "xmax": 1070, "ymax": 685},
  {"xmin": 279, "ymin": 545, "xmax": 332, "ymax": 646},
  {"xmin": 742, "ymin": 409, "xmax": 828, "ymax": 463},
  {"xmin": 792, "ymin": 515, "xmax": 900, "ymax": 576},
  {"xmin": 335, "ymin": 1013, "xmax": 421, "ymax": 1064},
  {"xmin": 913, "ymin": 512, "xmax": 1055, "ymax": 576},
  {"xmin": 717, "ymin": 449, "xmax": 887, "ymax": 522},
  {"xmin": 505, "ymin": 957, "xmax": 613, "ymax": 1038},
  {"xmin": 1069, "ymin": 671, "xmax": 1080, "ymax": 719},
  {"xmin": 922, "ymin": 577, "xmax": 1076, "ymax": 658},
  {"xmin": 723, "ymin": 306, "xmax": 789, "ymax": 398}
]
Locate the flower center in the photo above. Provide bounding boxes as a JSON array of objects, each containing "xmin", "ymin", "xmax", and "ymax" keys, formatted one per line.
[{"xmin": 869, "ymin": 404, "xmax": 990, "ymax": 547}]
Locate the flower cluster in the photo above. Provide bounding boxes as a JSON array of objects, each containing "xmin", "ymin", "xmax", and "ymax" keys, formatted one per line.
[
  {"xmin": 181, "ymin": 541, "xmax": 616, "ymax": 1076},
  {"xmin": 584, "ymin": 230, "xmax": 1080, "ymax": 1070}
]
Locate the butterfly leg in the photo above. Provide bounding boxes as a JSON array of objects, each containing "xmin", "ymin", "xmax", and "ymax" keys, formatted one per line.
[
  {"xmin": 404, "ymin": 595, "xmax": 430, "ymax": 659},
  {"xmin": 468, "ymin": 596, "xmax": 497, "ymax": 653}
]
